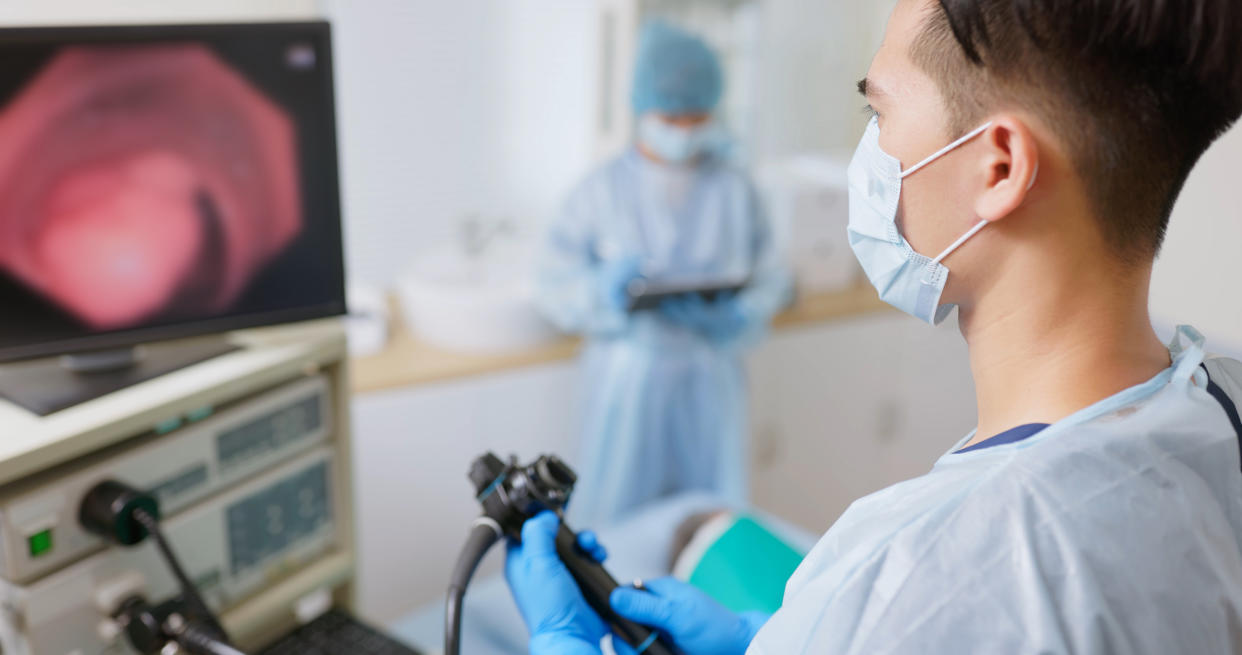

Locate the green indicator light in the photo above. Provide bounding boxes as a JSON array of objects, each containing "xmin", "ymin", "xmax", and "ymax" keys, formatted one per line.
[
  {"xmin": 28, "ymin": 530, "xmax": 52, "ymax": 558},
  {"xmin": 187, "ymin": 406, "xmax": 214, "ymax": 423},
  {"xmin": 155, "ymin": 418, "xmax": 183, "ymax": 435}
]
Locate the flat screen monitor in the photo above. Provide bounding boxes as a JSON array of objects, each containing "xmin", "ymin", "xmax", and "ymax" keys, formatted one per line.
[{"xmin": 0, "ymin": 21, "xmax": 346, "ymax": 363}]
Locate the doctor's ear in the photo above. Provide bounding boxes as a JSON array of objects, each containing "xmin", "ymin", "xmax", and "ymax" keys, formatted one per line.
[{"xmin": 973, "ymin": 117, "xmax": 1039, "ymax": 224}]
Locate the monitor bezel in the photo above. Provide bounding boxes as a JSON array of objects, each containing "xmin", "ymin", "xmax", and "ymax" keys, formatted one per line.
[{"xmin": 0, "ymin": 20, "xmax": 348, "ymax": 364}]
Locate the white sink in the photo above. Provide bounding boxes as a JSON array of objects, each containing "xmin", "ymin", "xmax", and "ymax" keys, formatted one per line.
[{"xmin": 395, "ymin": 242, "xmax": 561, "ymax": 354}]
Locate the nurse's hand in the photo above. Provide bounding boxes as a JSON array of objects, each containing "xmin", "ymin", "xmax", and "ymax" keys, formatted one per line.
[
  {"xmin": 610, "ymin": 577, "xmax": 768, "ymax": 655},
  {"xmin": 597, "ymin": 256, "xmax": 644, "ymax": 313},
  {"xmin": 506, "ymin": 512, "xmax": 607, "ymax": 655},
  {"xmin": 659, "ymin": 293, "xmax": 749, "ymax": 343}
]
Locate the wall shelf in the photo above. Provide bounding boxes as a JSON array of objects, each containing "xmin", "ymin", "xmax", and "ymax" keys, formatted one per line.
[{"xmin": 351, "ymin": 283, "xmax": 890, "ymax": 394}]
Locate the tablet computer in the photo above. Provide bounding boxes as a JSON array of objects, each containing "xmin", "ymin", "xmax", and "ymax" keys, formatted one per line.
[{"xmin": 626, "ymin": 278, "xmax": 748, "ymax": 312}]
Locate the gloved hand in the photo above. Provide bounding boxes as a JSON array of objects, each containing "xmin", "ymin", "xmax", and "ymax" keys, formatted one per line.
[
  {"xmin": 597, "ymin": 256, "xmax": 644, "ymax": 314},
  {"xmin": 505, "ymin": 512, "xmax": 608, "ymax": 655},
  {"xmin": 610, "ymin": 577, "xmax": 769, "ymax": 655},
  {"xmin": 659, "ymin": 292, "xmax": 750, "ymax": 343}
]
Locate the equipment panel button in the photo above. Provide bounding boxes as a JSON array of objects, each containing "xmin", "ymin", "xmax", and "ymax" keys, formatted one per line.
[{"xmin": 27, "ymin": 529, "xmax": 52, "ymax": 558}]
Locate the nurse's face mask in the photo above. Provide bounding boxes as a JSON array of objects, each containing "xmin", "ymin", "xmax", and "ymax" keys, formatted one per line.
[
  {"xmin": 847, "ymin": 116, "xmax": 1033, "ymax": 325},
  {"xmin": 638, "ymin": 114, "xmax": 716, "ymax": 165}
]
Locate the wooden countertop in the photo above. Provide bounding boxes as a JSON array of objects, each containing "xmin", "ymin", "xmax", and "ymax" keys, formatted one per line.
[{"xmin": 351, "ymin": 284, "xmax": 890, "ymax": 394}]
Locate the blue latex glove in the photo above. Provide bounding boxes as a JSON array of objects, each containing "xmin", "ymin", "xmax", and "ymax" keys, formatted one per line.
[
  {"xmin": 610, "ymin": 577, "xmax": 769, "ymax": 655},
  {"xmin": 659, "ymin": 292, "xmax": 749, "ymax": 342},
  {"xmin": 506, "ymin": 512, "xmax": 609, "ymax": 655},
  {"xmin": 598, "ymin": 256, "xmax": 644, "ymax": 313}
]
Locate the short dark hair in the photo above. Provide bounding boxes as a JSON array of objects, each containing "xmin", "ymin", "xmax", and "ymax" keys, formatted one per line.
[{"xmin": 911, "ymin": 0, "xmax": 1242, "ymax": 261}]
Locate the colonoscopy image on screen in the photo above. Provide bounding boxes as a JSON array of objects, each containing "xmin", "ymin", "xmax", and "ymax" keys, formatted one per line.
[{"xmin": 0, "ymin": 24, "xmax": 346, "ymax": 361}]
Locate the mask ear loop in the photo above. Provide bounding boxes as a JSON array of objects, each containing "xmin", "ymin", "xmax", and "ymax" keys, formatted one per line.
[
  {"xmin": 931, "ymin": 220, "xmax": 990, "ymax": 266},
  {"xmin": 931, "ymin": 161, "xmax": 1039, "ymax": 266},
  {"xmin": 904, "ymin": 122, "xmax": 1039, "ymax": 277},
  {"xmin": 899, "ymin": 122, "xmax": 993, "ymax": 179}
]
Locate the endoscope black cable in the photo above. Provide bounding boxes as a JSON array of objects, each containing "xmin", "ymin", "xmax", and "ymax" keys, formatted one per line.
[
  {"xmin": 445, "ymin": 518, "xmax": 504, "ymax": 655},
  {"xmin": 131, "ymin": 507, "xmax": 232, "ymax": 646}
]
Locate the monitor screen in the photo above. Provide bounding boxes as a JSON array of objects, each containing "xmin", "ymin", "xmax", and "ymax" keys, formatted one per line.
[{"xmin": 0, "ymin": 22, "xmax": 346, "ymax": 363}]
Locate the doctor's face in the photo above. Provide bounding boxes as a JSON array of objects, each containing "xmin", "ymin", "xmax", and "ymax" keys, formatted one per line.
[
  {"xmin": 859, "ymin": 0, "xmax": 991, "ymax": 296},
  {"xmin": 649, "ymin": 112, "xmax": 712, "ymax": 128}
]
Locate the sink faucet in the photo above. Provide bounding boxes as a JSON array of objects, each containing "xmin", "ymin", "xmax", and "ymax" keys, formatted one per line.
[{"xmin": 460, "ymin": 215, "xmax": 516, "ymax": 258}]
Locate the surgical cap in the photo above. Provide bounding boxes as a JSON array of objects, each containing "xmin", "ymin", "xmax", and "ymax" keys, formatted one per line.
[{"xmin": 631, "ymin": 21, "xmax": 723, "ymax": 116}]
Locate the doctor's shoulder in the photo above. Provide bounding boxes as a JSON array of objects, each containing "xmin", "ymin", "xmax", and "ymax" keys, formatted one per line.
[
  {"xmin": 700, "ymin": 154, "xmax": 753, "ymax": 185},
  {"xmin": 764, "ymin": 422, "xmax": 1242, "ymax": 653},
  {"xmin": 578, "ymin": 152, "xmax": 632, "ymax": 190},
  {"xmin": 695, "ymin": 156, "xmax": 766, "ymax": 209},
  {"xmin": 556, "ymin": 154, "xmax": 633, "ymax": 219},
  {"xmin": 879, "ymin": 440, "xmax": 1242, "ymax": 650}
]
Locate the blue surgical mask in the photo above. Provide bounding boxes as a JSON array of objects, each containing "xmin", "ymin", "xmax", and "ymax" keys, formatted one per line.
[
  {"xmin": 638, "ymin": 114, "xmax": 718, "ymax": 164},
  {"xmin": 847, "ymin": 116, "xmax": 1007, "ymax": 325}
]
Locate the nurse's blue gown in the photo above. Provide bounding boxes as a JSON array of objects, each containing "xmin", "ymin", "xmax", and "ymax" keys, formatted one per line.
[{"xmin": 537, "ymin": 148, "xmax": 792, "ymax": 525}]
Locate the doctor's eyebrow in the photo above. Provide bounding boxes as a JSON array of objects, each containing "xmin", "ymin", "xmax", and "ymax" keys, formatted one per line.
[
  {"xmin": 858, "ymin": 77, "xmax": 886, "ymax": 99},
  {"xmin": 858, "ymin": 78, "xmax": 880, "ymax": 116}
]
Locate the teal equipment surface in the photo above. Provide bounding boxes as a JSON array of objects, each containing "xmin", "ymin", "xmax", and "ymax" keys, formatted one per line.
[{"xmin": 673, "ymin": 513, "xmax": 806, "ymax": 614}]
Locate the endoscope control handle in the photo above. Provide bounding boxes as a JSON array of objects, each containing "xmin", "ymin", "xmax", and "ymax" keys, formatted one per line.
[{"xmin": 554, "ymin": 524, "xmax": 677, "ymax": 655}]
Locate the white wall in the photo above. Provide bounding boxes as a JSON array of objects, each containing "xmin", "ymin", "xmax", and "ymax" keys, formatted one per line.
[
  {"xmin": 322, "ymin": 0, "xmax": 600, "ymax": 287},
  {"xmin": 752, "ymin": 0, "xmax": 891, "ymax": 160},
  {"xmin": 1151, "ymin": 122, "xmax": 1242, "ymax": 354},
  {"xmin": 323, "ymin": 0, "xmax": 896, "ymax": 287}
]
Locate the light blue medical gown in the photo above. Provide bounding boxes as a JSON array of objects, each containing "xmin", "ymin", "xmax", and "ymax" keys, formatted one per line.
[
  {"xmin": 751, "ymin": 326, "xmax": 1242, "ymax": 654},
  {"xmin": 537, "ymin": 149, "xmax": 792, "ymax": 525}
]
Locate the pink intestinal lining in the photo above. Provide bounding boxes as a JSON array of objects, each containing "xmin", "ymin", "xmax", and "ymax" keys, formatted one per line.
[{"xmin": 0, "ymin": 44, "xmax": 302, "ymax": 329}]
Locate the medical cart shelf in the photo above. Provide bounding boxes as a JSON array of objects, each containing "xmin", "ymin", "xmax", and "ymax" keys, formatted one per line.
[
  {"xmin": 0, "ymin": 321, "xmax": 366, "ymax": 654},
  {"xmin": 351, "ymin": 283, "xmax": 892, "ymax": 395}
]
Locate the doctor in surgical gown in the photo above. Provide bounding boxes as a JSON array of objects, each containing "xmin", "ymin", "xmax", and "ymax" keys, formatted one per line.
[
  {"xmin": 536, "ymin": 22, "xmax": 792, "ymax": 524},
  {"xmin": 750, "ymin": 327, "xmax": 1242, "ymax": 654}
]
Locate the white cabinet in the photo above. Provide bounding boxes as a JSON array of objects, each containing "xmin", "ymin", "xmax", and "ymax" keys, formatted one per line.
[
  {"xmin": 351, "ymin": 312, "xmax": 978, "ymax": 622},
  {"xmin": 351, "ymin": 362, "xmax": 581, "ymax": 623},
  {"xmin": 748, "ymin": 313, "xmax": 977, "ymax": 533}
]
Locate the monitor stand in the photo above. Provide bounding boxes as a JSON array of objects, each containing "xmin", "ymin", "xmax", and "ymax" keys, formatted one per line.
[{"xmin": 0, "ymin": 336, "xmax": 240, "ymax": 416}]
